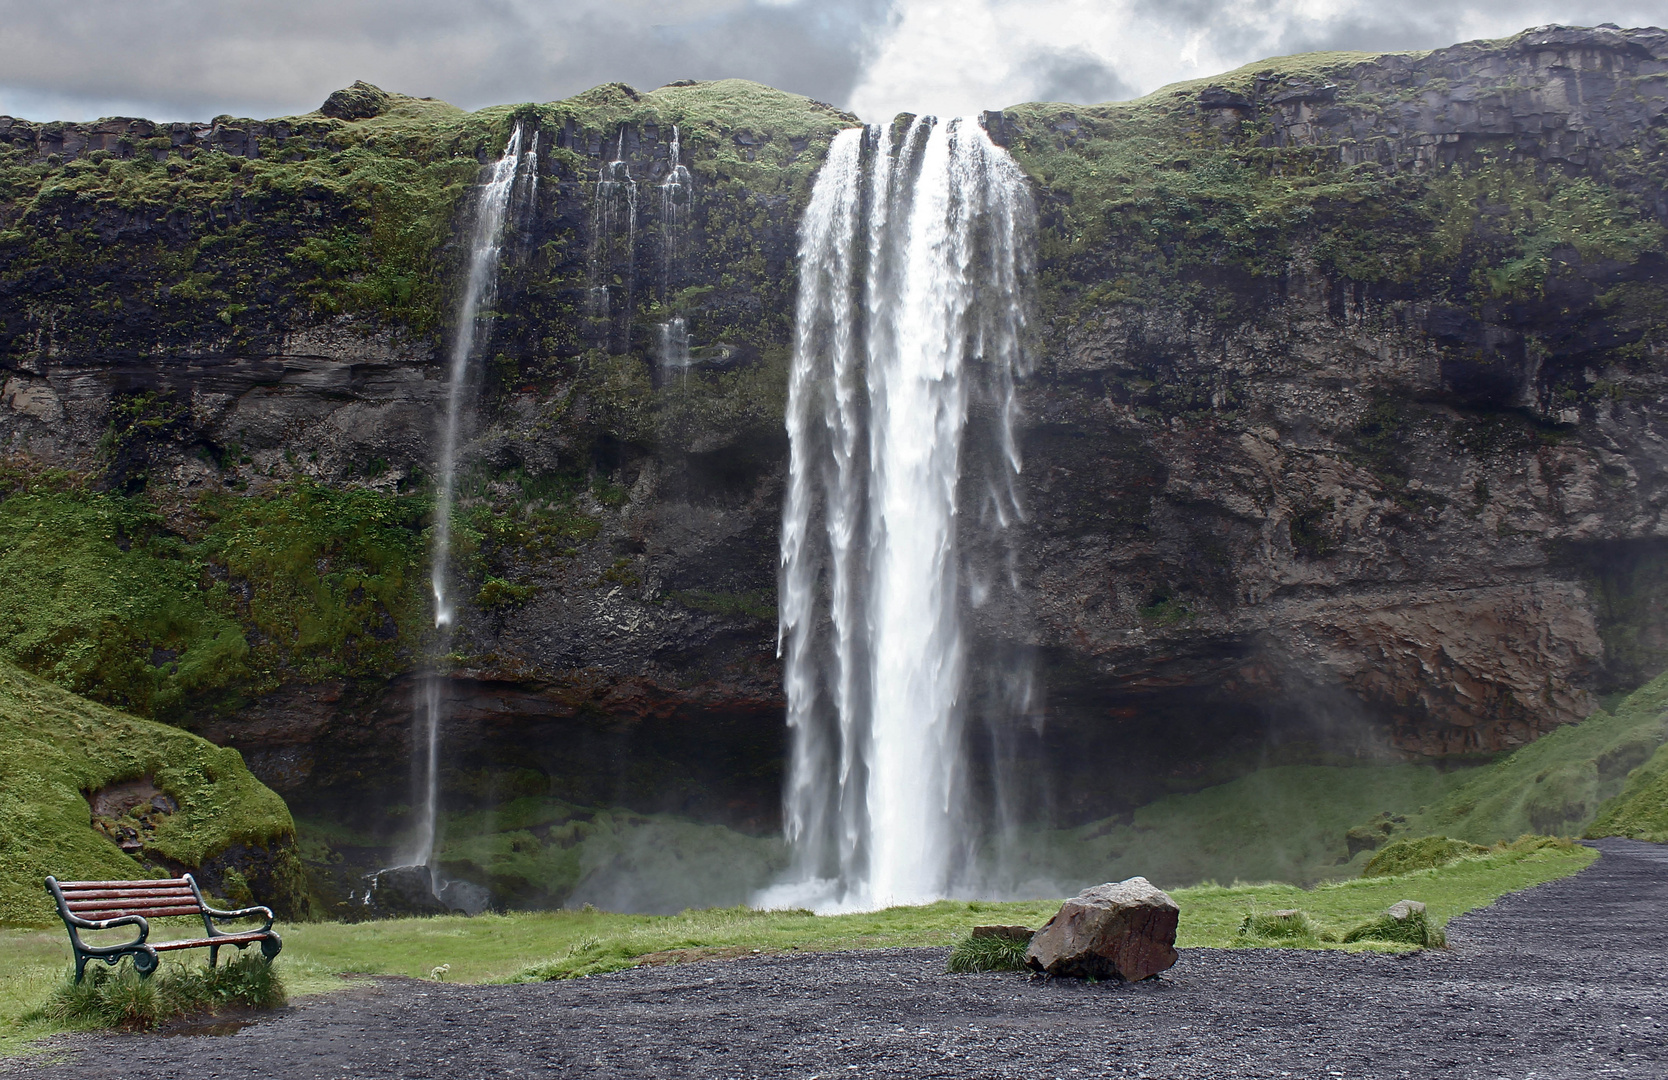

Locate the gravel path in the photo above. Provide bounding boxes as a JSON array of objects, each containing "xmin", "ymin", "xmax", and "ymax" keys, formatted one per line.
[{"xmin": 10, "ymin": 839, "xmax": 1667, "ymax": 1079}]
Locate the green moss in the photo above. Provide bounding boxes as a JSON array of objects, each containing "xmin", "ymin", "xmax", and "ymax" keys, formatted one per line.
[
  {"xmin": 0, "ymin": 660, "xmax": 293, "ymax": 926},
  {"xmin": 670, "ymin": 588, "xmax": 774, "ymax": 621},
  {"xmin": 1361, "ymin": 836, "xmax": 1487, "ymax": 877},
  {"xmin": 1378, "ymin": 672, "xmax": 1668, "ymax": 844}
]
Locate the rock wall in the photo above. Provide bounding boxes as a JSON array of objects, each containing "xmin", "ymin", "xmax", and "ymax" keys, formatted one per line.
[{"xmin": 0, "ymin": 31, "xmax": 1666, "ymax": 831}]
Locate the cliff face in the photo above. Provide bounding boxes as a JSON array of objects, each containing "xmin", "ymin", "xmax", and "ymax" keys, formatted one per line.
[{"xmin": 0, "ymin": 29, "xmax": 1666, "ymax": 836}]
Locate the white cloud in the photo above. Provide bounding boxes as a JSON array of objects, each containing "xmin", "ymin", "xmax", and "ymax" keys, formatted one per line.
[{"xmin": 846, "ymin": 0, "xmax": 1668, "ymax": 122}]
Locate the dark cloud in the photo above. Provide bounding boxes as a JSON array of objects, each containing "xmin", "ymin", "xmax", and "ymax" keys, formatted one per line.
[
  {"xmin": 0, "ymin": 0, "xmax": 895, "ymax": 122},
  {"xmin": 1027, "ymin": 47, "xmax": 1135, "ymax": 104}
]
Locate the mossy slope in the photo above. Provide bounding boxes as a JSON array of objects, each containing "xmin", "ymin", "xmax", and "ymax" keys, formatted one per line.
[
  {"xmin": 1380, "ymin": 671, "xmax": 1668, "ymax": 844},
  {"xmin": 0, "ymin": 659, "xmax": 295, "ymax": 926}
]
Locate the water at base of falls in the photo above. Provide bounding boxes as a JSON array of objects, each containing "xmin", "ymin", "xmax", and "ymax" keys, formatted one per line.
[
  {"xmin": 398, "ymin": 124, "xmax": 538, "ymax": 877},
  {"xmin": 762, "ymin": 117, "xmax": 1035, "ymax": 913}
]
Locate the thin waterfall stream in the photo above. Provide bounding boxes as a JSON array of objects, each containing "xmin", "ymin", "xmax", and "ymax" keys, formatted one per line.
[
  {"xmin": 764, "ymin": 117, "xmax": 1035, "ymax": 912},
  {"xmin": 397, "ymin": 124, "xmax": 537, "ymax": 887}
]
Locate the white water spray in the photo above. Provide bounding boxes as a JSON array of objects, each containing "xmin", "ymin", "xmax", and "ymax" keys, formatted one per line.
[
  {"xmin": 765, "ymin": 118, "xmax": 1035, "ymax": 912},
  {"xmin": 402, "ymin": 124, "xmax": 537, "ymax": 872},
  {"xmin": 588, "ymin": 132, "xmax": 638, "ymax": 349}
]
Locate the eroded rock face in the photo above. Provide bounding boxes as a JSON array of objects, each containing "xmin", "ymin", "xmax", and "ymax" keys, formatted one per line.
[
  {"xmin": 1, "ymin": 28, "xmax": 1667, "ymax": 831},
  {"xmin": 1025, "ymin": 877, "xmax": 1180, "ymax": 981}
]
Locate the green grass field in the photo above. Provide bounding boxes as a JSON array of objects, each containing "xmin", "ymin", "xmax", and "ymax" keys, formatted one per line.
[{"xmin": 0, "ymin": 841, "xmax": 1594, "ymax": 1055}]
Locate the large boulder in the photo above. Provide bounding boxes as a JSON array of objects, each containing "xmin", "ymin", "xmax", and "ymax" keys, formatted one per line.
[
  {"xmin": 364, "ymin": 865, "xmax": 448, "ymax": 918},
  {"xmin": 1026, "ymin": 877, "xmax": 1180, "ymax": 981}
]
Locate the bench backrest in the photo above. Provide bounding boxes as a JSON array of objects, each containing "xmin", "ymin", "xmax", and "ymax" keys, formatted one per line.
[{"xmin": 52, "ymin": 878, "xmax": 204, "ymax": 922}]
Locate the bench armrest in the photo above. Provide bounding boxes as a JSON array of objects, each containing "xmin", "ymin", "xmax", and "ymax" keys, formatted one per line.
[
  {"xmin": 199, "ymin": 902, "xmax": 275, "ymax": 933},
  {"xmin": 61, "ymin": 912, "xmax": 150, "ymax": 947},
  {"xmin": 182, "ymin": 875, "xmax": 274, "ymax": 934}
]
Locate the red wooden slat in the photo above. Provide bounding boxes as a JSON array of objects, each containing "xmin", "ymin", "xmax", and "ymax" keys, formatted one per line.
[
  {"xmin": 73, "ymin": 905, "xmax": 203, "ymax": 920},
  {"xmin": 67, "ymin": 895, "xmax": 194, "ymax": 908},
  {"xmin": 58, "ymin": 879, "xmax": 189, "ymax": 890},
  {"xmin": 66, "ymin": 889, "xmax": 195, "ymax": 902}
]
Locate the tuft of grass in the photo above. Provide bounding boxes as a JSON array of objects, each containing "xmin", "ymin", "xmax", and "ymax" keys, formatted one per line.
[
  {"xmin": 28, "ymin": 954, "xmax": 285, "ymax": 1031},
  {"xmin": 1342, "ymin": 906, "xmax": 1445, "ymax": 948},
  {"xmin": 1362, "ymin": 836, "xmax": 1488, "ymax": 878},
  {"xmin": 1237, "ymin": 907, "xmax": 1321, "ymax": 945},
  {"xmin": 945, "ymin": 933, "xmax": 1030, "ymax": 973}
]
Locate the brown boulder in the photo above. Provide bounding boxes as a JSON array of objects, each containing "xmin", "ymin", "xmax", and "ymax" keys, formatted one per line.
[{"xmin": 1025, "ymin": 877, "xmax": 1179, "ymax": 981}]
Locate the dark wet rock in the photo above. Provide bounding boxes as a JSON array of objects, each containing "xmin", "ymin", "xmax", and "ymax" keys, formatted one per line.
[
  {"xmin": 1026, "ymin": 876, "xmax": 1180, "ymax": 981},
  {"xmin": 436, "ymin": 878, "xmax": 492, "ymax": 915},
  {"xmin": 365, "ymin": 865, "xmax": 447, "ymax": 918}
]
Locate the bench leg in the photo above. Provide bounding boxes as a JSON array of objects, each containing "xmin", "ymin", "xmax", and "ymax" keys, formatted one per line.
[
  {"xmin": 208, "ymin": 944, "xmax": 219, "ymax": 969},
  {"xmin": 73, "ymin": 952, "xmax": 88, "ymax": 985}
]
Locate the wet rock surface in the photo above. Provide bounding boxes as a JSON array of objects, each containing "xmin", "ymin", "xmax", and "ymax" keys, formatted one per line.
[{"xmin": 13, "ymin": 839, "xmax": 1668, "ymax": 1079}]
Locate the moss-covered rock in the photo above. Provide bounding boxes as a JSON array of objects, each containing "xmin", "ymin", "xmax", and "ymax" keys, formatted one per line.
[
  {"xmin": 0, "ymin": 659, "xmax": 303, "ymax": 926},
  {"xmin": 1362, "ymin": 836, "xmax": 1488, "ymax": 878}
]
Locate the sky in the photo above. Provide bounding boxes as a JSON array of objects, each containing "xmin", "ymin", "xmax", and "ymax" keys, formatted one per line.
[{"xmin": 1, "ymin": 0, "xmax": 1664, "ymax": 125}]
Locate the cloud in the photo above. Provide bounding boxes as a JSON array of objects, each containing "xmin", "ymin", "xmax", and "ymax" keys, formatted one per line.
[
  {"xmin": 0, "ymin": 0, "xmax": 894, "ymax": 123},
  {"xmin": 846, "ymin": 0, "xmax": 1668, "ymax": 122},
  {"xmin": 2, "ymin": 0, "xmax": 1663, "ymax": 125}
]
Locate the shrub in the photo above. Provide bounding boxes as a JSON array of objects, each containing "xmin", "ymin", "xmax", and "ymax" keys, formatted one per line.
[
  {"xmin": 1341, "ymin": 905, "xmax": 1446, "ymax": 948},
  {"xmin": 30, "ymin": 954, "xmax": 286, "ymax": 1030},
  {"xmin": 1237, "ymin": 908, "xmax": 1321, "ymax": 945},
  {"xmin": 946, "ymin": 932, "xmax": 1030, "ymax": 973},
  {"xmin": 1361, "ymin": 835, "xmax": 1488, "ymax": 878}
]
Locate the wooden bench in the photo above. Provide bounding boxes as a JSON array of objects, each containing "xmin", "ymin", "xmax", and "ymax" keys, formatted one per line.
[{"xmin": 45, "ymin": 874, "xmax": 282, "ymax": 983}]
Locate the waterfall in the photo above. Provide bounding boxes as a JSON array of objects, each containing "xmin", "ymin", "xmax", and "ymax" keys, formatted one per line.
[
  {"xmin": 400, "ymin": 123, "xmax": 537, "ymax": 875},
  {"xmin": 658, "ymin": 316, "xmax": 691, "ymax": 383},
  {"xmin": 765, "ymin": 118, "xmax": 1035, "ymax": 912},
  {"xmin": 660, "ymin": 124, "xmax": 691, "ymax": 301},
  {"xmin": 588, "ymin": 132, "xmax": 637, "ymax": 350}
]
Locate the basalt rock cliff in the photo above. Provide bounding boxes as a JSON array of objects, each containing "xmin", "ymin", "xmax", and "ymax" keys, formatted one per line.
[{"xmin": 0, "ymin": 27, "xmax": 1666, "ymax": 858}]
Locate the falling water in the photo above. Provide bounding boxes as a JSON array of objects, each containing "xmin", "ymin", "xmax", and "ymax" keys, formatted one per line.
[
  {"xmin": 660, "ymin": 124, "xmax": 691, "ymax": 300},
  {"xmin": 658, "ymin": 316, "xmax": 691, "ymax": 383},
  {"xmin": 765, "ymin": 118, "xmax": 1035, "ymax": 911},
  {"xmin": 400, "ymin": 124, "xmax": 537, "ymax": 873},
  {"xmin": 588, "ymin": 132, "xmax": 638, "ymax": 350}
]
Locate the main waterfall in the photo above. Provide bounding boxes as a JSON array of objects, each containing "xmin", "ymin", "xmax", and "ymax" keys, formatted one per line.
[{"xmin": 768, "ymin": 117, "xmax": 1035, "ymax": 911}]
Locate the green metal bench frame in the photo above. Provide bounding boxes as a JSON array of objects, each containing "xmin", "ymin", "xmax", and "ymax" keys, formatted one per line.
[{"xmin": 45, "ymin": 874, "xmax": 282, "ymax": 983}]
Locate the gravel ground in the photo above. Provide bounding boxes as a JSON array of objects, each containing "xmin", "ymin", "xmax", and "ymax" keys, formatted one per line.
[{"xmin": 9, "ymin": 838, "xmax": 1667, "ymax": 1079}]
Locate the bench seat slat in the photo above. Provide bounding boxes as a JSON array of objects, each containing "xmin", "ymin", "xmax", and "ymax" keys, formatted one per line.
[
  {"xmin": 58, "ymin": 879, "xmax": 190, "ymax": 890},
  {"xmin": 72, "ymin": 905, "xmax": 204, "ymax": 920},
  {"xmin": 151, "ymin": 931, "xmax": 272, "ymax": 951},
  {"xmin": 63, "ymin": 887, "xmax": 195, "ymax": 899},
  {"xmin": 67, "ymin": 894, "xmax": 195, "ymax": 908},
  {"xmin": 66, "ymin": 894, "xmax": 195, "ymax": 907}
]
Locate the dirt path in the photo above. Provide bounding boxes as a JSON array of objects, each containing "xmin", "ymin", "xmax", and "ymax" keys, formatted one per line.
[{"xmin": 10, "ymin": 838, "xmax": 1667, "ymax": 1079}]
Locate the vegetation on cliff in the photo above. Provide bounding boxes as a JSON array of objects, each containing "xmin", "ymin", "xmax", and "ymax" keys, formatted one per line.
[
  {"xmin": 0, "ymin": 463, "xmax": 428, "ymax": 722},
  {"xmin": 0, "ymin": 658, "xmax": 299, "ymax": 927}
]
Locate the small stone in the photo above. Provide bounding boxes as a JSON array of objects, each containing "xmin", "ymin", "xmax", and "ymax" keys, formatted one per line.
[
  {"xmin": 1025, "ymin": 876, "xmax": 1179, "ymax": 981},
  {"xmin": 1386, "ymin": 900, "xmax": 1427, "ymax": 921},
  {"xmin": 970, "ymin": 924, "xmax": 1034, "ymax": 943}
]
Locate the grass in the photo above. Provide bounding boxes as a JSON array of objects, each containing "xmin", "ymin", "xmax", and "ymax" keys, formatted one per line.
[
  {"xmin": 1014, "ymin": 762, "xmax": 1475, "ymax": 888},
  {"xmin": 0, "ymin": 839, "xmax": 1595, "ymax": 1054},
  {"xmin": 946, "ymin": 933, "xmax": 1030, "ymax": 973},
  {"xmin": 1384, "ymin": 671, "xmax": 1668, "ymax": 845},
  {"xmin": 28, "ymin": 953, "xmax": 284, "ymax": 1031},
  {"xmin": 0, "ymin": 659, "xmax": 295, "ymax": 927}
]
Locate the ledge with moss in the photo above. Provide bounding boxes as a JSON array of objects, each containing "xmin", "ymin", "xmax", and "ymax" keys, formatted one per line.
[{"xmin": 0, "ymin": 659, "xmax": 305, "ymax": 926}]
